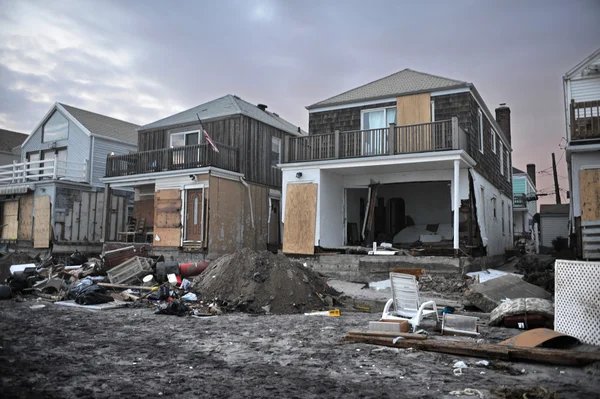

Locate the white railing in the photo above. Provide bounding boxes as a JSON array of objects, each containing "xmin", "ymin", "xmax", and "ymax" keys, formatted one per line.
[{"xmin": 0, "ymin": 157, "xmax": 88, "ymax": 185}]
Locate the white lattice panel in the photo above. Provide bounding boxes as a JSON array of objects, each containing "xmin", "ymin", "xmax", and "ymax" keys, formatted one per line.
[{"xmin": 555, "ymin": 259, "xmax": 600, "ymax": 345}]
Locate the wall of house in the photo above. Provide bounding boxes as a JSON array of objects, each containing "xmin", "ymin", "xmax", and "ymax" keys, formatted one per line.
[
  {"xmin": 21, "ymin": 109, "xmax": 91, "ymax": 181},
  {"xmin": 0, "ymin": 151, "xmax": 20, "ymax": 166},
  {"xmin": 319, "ymin": 170, "xmax": 345, "ymax": 248},
  {"xmin": 570, "ymin": 151, "xmax": 600, "ymax": 217},
  {"xmin": 137, "ymin": 114, "xmax": 293, "ymax": 189},
  {"xmin": 471, "ymin": 169, "xmax": 513, "ymax": 256},
  {"xmin": 308, "ymin": 102, "xmax": 396, "ymax": 135},
  {"xmin": 92, "ymin": 137, "xmax": 136, "ymax": 186}
]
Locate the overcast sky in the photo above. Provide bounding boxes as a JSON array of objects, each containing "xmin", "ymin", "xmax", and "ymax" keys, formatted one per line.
[{"xmin": 1, "ymin": 0, "xmax": 599, "ymax": 204}]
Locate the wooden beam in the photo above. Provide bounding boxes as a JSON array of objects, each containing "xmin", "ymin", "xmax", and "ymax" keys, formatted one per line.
[{"xmin": 344, "ymin": 334, "xmax": 600, "ymax": 366}]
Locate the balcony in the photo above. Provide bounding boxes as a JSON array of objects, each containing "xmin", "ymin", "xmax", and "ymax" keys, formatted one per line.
[
  {"xmin": 105, "ymin": 143, "xmax": 239, "ymax": 178},
  {"xmin": 570, "ymin": 99, "xmax": 600, "ymax": 141},
  {"xmin": 0, "ymin": 158, "xmax": 88, "ymax": 185},
  {"xmin": 513, "ymin": 194, "xmax": 527, "ymax": 209},
  {"xmin": 283, "ymin": 118, "xmax": 467, "ymax": 163}
]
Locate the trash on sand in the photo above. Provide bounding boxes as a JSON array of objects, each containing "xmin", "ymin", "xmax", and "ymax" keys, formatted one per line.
[
  {"xmin": 304, "ymin": 309, "xmax": 340, "ymax": 317},
  {"xmin": 499, "ymin": 328, "xmax": 579, "ymax": 349},
  {"xmin": 0, "ymin": 285, "xmax": 12, "ymax": 300},
  {"xmin": 167, "ymin": 273, "xmax": 178, "ymax": 285},
  {"xmin": 453, "ymin": 361, "xmax": 468, "ymax": 369},
  {"xmin": 9, "ymin": 264, "xmax": 37, "ymax": 276},
  {"xmin": 29, "ymin": 304, "xmax": 46, "ymax": 310},
  {"xmin": 142, "ymin": 274, "xmax": 157, "ymax": 286},
  {"xmin": 155, "ymin": 300, "xmax": 189, "ymax": 316},
  {"xmin": 448, "ymin": 388, "xmax": 483, "ymax": 397},
  {"xmin": 73, "ymin": 285, "xmax": 115, "ymax": 305},
  {"xmin": 476, "ymin": 360, "xmax": 489, "ymax": 367},
  {"xmin": 181, "ymin": 292, "xmax": 198, "ymax": 301},
  {"xmin": 55, "ymin": 300, "xmax": 127, "ymax": 310}
]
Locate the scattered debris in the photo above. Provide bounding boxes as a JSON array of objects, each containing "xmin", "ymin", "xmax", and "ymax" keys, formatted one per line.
[
  {"xmin": 465, "ymin": 274, "xmax": 552, "ymax": 312},
  {"xmin": 499, "ymin": 328, "xmax": 580, "ymax": 349},
  {"xmin": 489, "ymin": 298, "xmax": 554, "ymax": 328},
  {"xmin": 441, "ymin": 314, "xmax": 479, "ymax": 337},
  {"xmin": 304, "ymin": 309, "xmax": 340, "ymax": 316}
]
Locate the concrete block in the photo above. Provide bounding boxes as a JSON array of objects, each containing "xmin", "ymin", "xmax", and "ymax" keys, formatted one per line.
[{"xmin": 466, "ymin": 274, "xmax": 552, "ymax": 312}]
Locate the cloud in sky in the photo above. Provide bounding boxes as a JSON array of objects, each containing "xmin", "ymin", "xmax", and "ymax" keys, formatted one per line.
[{"xmin": 1, "ymin": 0, "xmax": 599, "ymax": 204}]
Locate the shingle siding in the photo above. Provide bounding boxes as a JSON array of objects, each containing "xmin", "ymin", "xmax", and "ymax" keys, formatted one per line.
[{"xmin": 308, "ymin": 102, "xmax": 396, "ymax": 135}]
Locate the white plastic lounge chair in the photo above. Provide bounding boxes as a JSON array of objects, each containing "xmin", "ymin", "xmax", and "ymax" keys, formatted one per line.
[{"xmin": 381, "ymin": 272, "xmax": 439, "ymax": 332}]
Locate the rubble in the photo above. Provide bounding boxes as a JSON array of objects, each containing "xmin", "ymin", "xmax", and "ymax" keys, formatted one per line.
[
  {"xmin": 192, "ymin": 248, "xmax": 340, "ymax": 314},
  {"xmin": 465, "ymin": 274, "xmax": 552, "ymax": 312}
]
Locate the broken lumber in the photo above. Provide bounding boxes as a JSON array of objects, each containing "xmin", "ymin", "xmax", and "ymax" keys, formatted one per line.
[
  {"xmin": 97, "ymin": 282, "xmax": 156, "ymax": 291},
  {"xmin": 344, "ymin": 334, "xmax": 600, "ymax": 366},
  {"xmin": 347, "ymin": 331, "xmax": 427, "ymax": 340}
]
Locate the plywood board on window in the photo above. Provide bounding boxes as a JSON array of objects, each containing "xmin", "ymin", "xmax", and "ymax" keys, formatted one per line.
[
  {"xmin": 1, "ymin": 200, "xmax": 19, "ymax": 240},
  {"xmin": 33, "ymin": 195, "xmax": 51, "ymax": 248},
  {"xmin": 283, "ymin": 183, "xmax": 317, "ymax": 255},
  {"xmin": 153, "ymin": 227, "xmax": 181, "ymax": 247},
  {"xmin": 580, "ymin": 169, "xmax": 600, "ymax": 222},
  {"xmin": 154, "ymin": 189, "xmax": 182, "ymax": 247},
  {"xmin": 18, "ymin": 193, "xmax": 34, "ymax": 240},
  {"xmin": 397, "ymin": 93, "xmax": 431, "ymax": 153}
]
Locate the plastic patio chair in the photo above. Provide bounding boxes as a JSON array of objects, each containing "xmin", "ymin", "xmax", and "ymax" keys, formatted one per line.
[{"xmin": 381, "ymin": 272, "xmax": 439, "ymax": 332}]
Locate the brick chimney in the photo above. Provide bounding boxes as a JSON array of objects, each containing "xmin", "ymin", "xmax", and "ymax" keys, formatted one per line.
[
  {"xmin": 526, "ymin": 164, "xmax": 536, "ymax": 187},
  {"xmin": 495, "ymin": 103, "xmax": 511, "ymax": 145}
]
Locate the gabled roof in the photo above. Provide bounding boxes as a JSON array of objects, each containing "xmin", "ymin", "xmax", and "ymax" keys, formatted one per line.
[
  {"xmin": 307, "ymin": 69, "xmax": 467, "ymax": 110},
  {"xmin": 140, "ymin": 94, "xmax": 306, "ymax": 136},
  {"xmin": 512, "ymin": 167, "xmax": 525, "ymax": 175},
  {"xmin": 0, "ymin": 129, "xmax": 28, "ymax": 153},
  {"xmin": 565, "ymin": 47, "xmax": 600, "ymax": 79},
  {"xmin": 59, "ymin": 103, "xmax": 139, "ymax": 145}
]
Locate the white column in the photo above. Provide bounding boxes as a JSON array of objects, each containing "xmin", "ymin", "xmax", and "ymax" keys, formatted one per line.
[{"xmin": 453, "ymin": 159, "xmax": 460, "ymax": 250}]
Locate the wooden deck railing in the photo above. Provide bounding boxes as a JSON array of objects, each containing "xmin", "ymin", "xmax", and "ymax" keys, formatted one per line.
[
  {"xmin": 284, "ymin": 117, "xmax": 466, "ymax": 163},
  {"xmin": 0, "ymin": 158, "xmax": 88, "ymax": 185},
  {"xmin": 571, "ymin": 99, "xmax": 600, "ymax": 141},
  {"xmin": 105, "ymin": 143, "xmax": 239, "ymax": 177}
]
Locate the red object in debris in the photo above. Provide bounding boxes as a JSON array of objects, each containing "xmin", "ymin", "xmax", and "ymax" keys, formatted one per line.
[
  {"xmin": 167, "ymin": 297, "xmax": 174, "ymax": 302},
  {"xmin": 179, "ymin": 261, "xmax": 209, "ymax": 278},
  {"xmin": 176, "ymin": 275, "xmax": 182, "ymax": 285}
]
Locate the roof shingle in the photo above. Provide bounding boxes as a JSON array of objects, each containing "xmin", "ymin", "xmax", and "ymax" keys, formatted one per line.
[
  {"xmin": 307, "ymin": 69, "xmax": 466, "ymax": 109},
  {"xmin": 0, "ymin": 129, "xmax": 28, "ymax": 153}
]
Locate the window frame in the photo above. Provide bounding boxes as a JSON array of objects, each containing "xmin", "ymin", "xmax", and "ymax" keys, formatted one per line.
[
  {"xmin": 491, "ymin": 130, "xmax": 497, "ymax": 154},
  {"xmin": 478, "ymin": 109, "xmax": 484, "ymax": 153},
  {"xmin": 42, "ymin": 111, "xmax": 69, "ymax": 143},
  {"xmin": 360, "ymin": 106, "xmax": 397, "ymax": 130},
  {"xmin": 430, "ymin": 100, "xmax": 435, "ymax": 122},
  {"xmin": 499, "ymin": 142, "xmax": 504, "ymax": 176},
  {"xmin": 271, "ymin": 136, "xmax": 282, "ymax": 168},
  {"xmin": 169, "ymin": 130, "xmax": 201, "ymax": 148},
  {"xmin": 501, "ymin": 200, "xmax": 505, "ymax": 235}
]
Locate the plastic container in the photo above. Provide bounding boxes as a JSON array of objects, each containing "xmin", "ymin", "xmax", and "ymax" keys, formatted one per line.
[{"xmin": 106, "ymin": 257, "xmax": 153, "ymax": 285}]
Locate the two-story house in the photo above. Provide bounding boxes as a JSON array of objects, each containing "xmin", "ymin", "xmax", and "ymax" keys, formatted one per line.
[
  {"xmin": 564, "ymin": 47, "xmax": 600, "ymax": 260},
  {"xmin": 279, "ymin": 69, "xmax": 513, "ymax": 258},
  {"xmin": 0, "ymin": 103, "xmax": 138, "ymax": 250},
  {"xmin": 512, "ymin": 164, "xmax": 537, "ymax": 236},
  {"xmin": 102, "ymin": 94, "xmax": 305, "ymax": 258}
]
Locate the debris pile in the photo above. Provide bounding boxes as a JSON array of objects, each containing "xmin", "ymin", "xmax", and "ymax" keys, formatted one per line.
[
  {"xmin": 514, "ymin": 254, "xmax": 555, "ymax": 294},
  {"xmin": 192, "ymin": 248, "xmax": 339, "ymax": 314},
  {"xmin": 419, "ymin": 273, "xmax": 472, "ymax": 294}
]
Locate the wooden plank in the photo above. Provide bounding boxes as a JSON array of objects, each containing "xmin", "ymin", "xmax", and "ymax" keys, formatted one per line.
[
  {"xmin": 18, "ymin": 193, "xmax": 34, "ymax": 241},
  {"xmin": 580, "ymin": 169, "xmax": 600, "ymax": 222},
  {"xmin": 344, "ymin": 334, "xmax": 600, "ymax": 367},
  {"xmin": 71, "ymin": 201, "xmax": 81, "ymax": 241},
  {"xmin": 153, "ymin": 189, "xmax": 182, "ymax": 247},
  {"xmin": 1, "ymin": 200, "xmax": 19, "ymax": 240},
  {"xmin": 397, "ymin": 93, "xmax": 431, "ymax": 152},
  {"xmin": 65, "ymin": 208, "xmax": 73, "ymax": 241},
  {"xmin": 95, "ymin": 192, "xmax": 104, "ymax": 241},
  {"xmin": 88, "ymin": 192, "xmax": 96, "ymax": 242},
  {"xmin": 110, "ymin": 196, "xmax": 118, "ymax": 240},
  {"xmin": 33, "ymin": 195, "xmax": 51, "ymax": 248},
  {"xmin": 282, "ymin": 183, "xmax": 317, "ymax": 255},
  {"xmin": 79, "ymin": 192, "xmax": 90, "ymax": 241},
  {"xmin": 153, "ymin": 227, "xmax": 180, "ymax": 247}
]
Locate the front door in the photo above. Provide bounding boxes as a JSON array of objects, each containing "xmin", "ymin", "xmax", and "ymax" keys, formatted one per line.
[{"xmin": 185, "ymin": 189, "xmax": 204, "ymax": 242}]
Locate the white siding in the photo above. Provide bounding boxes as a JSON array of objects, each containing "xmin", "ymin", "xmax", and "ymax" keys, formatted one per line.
[
  {"xmin": 541, "ymin": 215, "xmax": 569, "ymax": 247},
  {"xmin": 21, "ymin": 109, "xmax": 91, "ymax": 179},
  {"xmin": 571, "ymin": 77, "xmax": 600, "ymax": 103},
  {"xmin": 91, "ymin": 137, "xmax": 136, "ymax": 186}
]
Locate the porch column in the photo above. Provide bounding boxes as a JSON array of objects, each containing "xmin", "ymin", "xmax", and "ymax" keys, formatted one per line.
[
  {"xmin": 102, "ymin": 183, "xmax": 111, "ymax": 242},
  {"xmin": 453, "ymin": 159, "xmax": 460, "ymax": 252}
]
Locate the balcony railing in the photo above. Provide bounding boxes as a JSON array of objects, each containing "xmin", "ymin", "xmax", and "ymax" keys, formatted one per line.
[
  {"xmin": 283, "ymin": 117, "xmax": 467, "ymax": 163},
  {"xmin": 105, "ymin": 143, "xmax": 239, "ymax": 178},
  {"xmin": 570, "ymin": 99, "xmax": 600, "ymax": 141},
  {"xmin": 0, "ymin": 158, "xmax": 88, "ymax": 185},
  {"xmin": 513, "ymin": 195, "xmax": 526, "ymax": 209}
]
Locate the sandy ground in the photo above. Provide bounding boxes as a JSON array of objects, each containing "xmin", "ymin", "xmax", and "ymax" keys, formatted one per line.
[{"xmin": 1, "ymin": 299, "xmax": 599, "ymax": 399}]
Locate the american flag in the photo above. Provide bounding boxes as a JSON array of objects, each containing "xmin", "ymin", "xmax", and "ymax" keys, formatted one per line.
[{"xmin": 197, "ymin": 112, "xmax": 219, "ymax": 153}]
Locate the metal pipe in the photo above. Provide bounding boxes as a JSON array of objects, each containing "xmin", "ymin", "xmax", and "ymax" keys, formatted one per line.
[{"xmin": 239, "ymin": 177, "xmax": 255, "ymax": 229}]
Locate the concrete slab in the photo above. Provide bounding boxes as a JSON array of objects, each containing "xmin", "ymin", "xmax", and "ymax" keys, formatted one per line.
[{"xmin": 466, "ymin": 274, "xmax": 552, "ymax": 312}]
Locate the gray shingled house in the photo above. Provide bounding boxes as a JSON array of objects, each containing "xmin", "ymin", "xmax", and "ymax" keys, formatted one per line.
[
  {"xmin": 279, "ymin": 69, "xmax": 514, "ymax": 258},
  {"xmin": 0, "ymin": 129, "xmax": 28, "ymax": 165},
  {"xmin": 0, "ymin": 102, "xmax": 138, "ymax": 249},
  {"xmin": 102, "ymin": 94, "xmax": 305, "ymax": 258}
]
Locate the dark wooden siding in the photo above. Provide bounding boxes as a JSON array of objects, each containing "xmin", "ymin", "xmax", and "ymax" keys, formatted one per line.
[
  {"xmin": 137, "ymin": 115, "xmax": 290, "ymax": 188},
  {"xmin": 308, "ymin": 102, "xmax": 396, "ymax": 135}
]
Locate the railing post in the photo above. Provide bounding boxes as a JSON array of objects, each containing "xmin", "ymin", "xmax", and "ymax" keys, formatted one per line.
[
  {"xmin": 388, "ymin": 123, "xmax": 396, "ymax": 155},
  {"xmin": 11, "ymin": 160, "xmax": 17, "ymax": 183},
  {"xmin": 283, "ymin": 136, "xmax": 289, "ymax": 163},
  {"xmin": 451, "ymin": 117, "xmax": 459, "ymax": 150},
  {"xmin": 570, "ymin": 99, "xmax": 576, "ymax": 140},
  {"xmin": 334, "ymin": 130, "xmax": 340, "ymax": 158},
  {"xmin": 52, "ymin": 155, "xmax": 58, "ymax": 179}
]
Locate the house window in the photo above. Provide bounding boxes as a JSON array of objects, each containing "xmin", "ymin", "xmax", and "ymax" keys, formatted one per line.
[
  {"xmin": 43, "ymin": 111, "xmax": 69, "ymax": 142},
  {"xmin": 430, "ymin": 100, "xmax": 435, "ymax": 122},
  {"xmin": 170, "ymin": 131, "xmax": 199, "ymax": 148},
  {"xmin": 478, "ymin": 109, "xmax": 484, "ymax": 153},
  {"xmin": 491, "ymin": 130, "xmax": 496, "ymax": 154},
  {"xmin": 361, "ymin": 107, "xmax": 396, "ymax": 155},
  {"xmin": 271, "ymin": 136, "xmax": 281, "ymax": 168},
  {"xmin": 26, "ymin": 152, "xmax": 40, "ymax": 179},
  {"xmin": 499, "ymin": 142, "xmax": 504, "ymax": 176},
  {"xmin": 42, "ymin": 148, "xmax": 68, "ymax": 177},
  {"xmin": 502, "ymin": 200, "xmax": 505, "ymax": 235},
  {"xmin": 492, "ymin": 197, "xmax": 497, "ymax": 219}
]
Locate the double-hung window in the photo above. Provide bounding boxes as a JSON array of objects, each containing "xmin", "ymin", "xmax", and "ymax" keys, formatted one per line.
[
  {"xmin": 478, "ymin": 109, "xmax": 484, "ymax": 153},
  {"xmin": 271, "ymin": 136, "xmax": 281, "ymax": 168},
  {"xmin": 170, "ymin": 131, "xmax": 200, "ymax": 165},
  {"xmin": 491, "ymin": 130, "xmax": 497, "ymax": 153},
  {"xmin": 361, "ymin": 107, "xmax": 396, "ymax": 155}
]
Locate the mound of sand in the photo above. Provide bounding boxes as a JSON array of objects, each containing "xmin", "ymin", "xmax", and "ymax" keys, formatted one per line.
[{"xmin": 192, "ymin": 248, "xmax": 338, "ymax": 314}]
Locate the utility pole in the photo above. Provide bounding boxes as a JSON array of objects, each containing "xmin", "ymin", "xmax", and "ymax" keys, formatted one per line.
[{"xmin": 552, "ymin": 153, "xmax": 561, "ymax": 204}]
